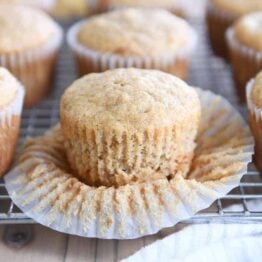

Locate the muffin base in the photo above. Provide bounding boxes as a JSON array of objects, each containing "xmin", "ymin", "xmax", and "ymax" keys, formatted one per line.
[
  {"xmin": 227, "ymin": 29, "xmax": 262, "ymax": 103},
  {"xmin": 246, "ymin": 80, "xmax": 262, "ymax": 172},
  {"xmin": 0, "ymin": 26, "xmax": 63, "ymax": 108},
  {"xmin": 206, "ymin": 2, "xmax": 234, "ymax": 59},
  {"xmin": 5, "ymin": 88, "xmax": 253, "ymax": 239},
  {"xmin": 67, "ymin": 20, "xmax": 197, "ymax": 80},
  {"xmin": 0, "ymin": 84, "xmax": 24, "ymax": 176}
]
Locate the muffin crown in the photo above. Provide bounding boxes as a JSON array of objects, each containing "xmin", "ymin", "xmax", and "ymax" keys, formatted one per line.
[
  {"xmin": 211, "ymin": 0, "xmax": 262, "ymax": 17},
  {"xmin": 251, "ymin": 71, "xmax": 262, "ymax": 108},
  {"xmin": 77, "ymin": 8, "xmax": 192, "ymax": 56},
  {"xmin": 234, "ymin": 12, "xmax": 262, "ymax": 52},
  {"xmin": 107, "ymin": 0, "xmax": 179, "ymax": 8},
  {"xmin": 0, "ymin": 67, "xmax": 19, "ymax": 109},
  {"xmin": 61, "ymin": 68, "xmax": 200, "ymax": 133},
  {"xmin": 0, "ymin": 4, "xmax": 59, "ymax": 53}
]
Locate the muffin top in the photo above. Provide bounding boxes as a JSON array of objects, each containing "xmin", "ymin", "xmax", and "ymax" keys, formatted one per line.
[
  {"xmin": 211, "ymin": 0, "xmax": 262, "ymax": 17},
  {"xmin": 233, "ymin": 12, "xmax": 262, "ymax": 52},
  {"xmin": 0, "ymin": 4, "xmax": 59, "ymax": 53},
  {"xmin": 61, "ymin": 68, "xmax": 200, "ymax": 133},
  {"xmin": 251, "ymin": 71, "xmax": 262, "ymax": 108},
  {"xmin": 77, "ymin": 8, "xmax": 193, "ymax": 56},
  {"xmin": 0, "ymin": 68, "xmax": 19, "ymax": 109},
  {"xmin": 107, "ymin": 0, "xmax": 178, "ymax": 8}
]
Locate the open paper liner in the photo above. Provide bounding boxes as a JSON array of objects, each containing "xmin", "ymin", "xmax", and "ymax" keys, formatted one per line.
[
  {"xmin": 5, "ymin": 89, "xmax": 253, "ymax": 239},
  {"xmin": 206, "ymin": 2, "xmax": 235, "ymax": 58},
  {"xmin": 246, "ymin": 80, "xmax": 262, "ymax": 171},
  {"xmin": 0, "ymin": 25, "xmax": 63, "ymax": 107},
  {"xmin": 67, "ymin": 20, "xmax": 197, "ymax": 79},
  {"xmin": 226, "ymin": 28, "xmax": 262, "ymax": 102},
  {"xmin": 0, "ymin": 82, "xmax": 25, "ymax": 176}
]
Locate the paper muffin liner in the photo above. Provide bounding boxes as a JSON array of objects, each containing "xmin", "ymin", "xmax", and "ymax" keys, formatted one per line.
[
  {"xmin": 226, "ymin": 28, "xmax": 262, "ymax": 102},
  {"xmin": 0, "ymin": 82, "xmax": 25, "ymax": 176},
  {"xmin": 0, "ymin": 25, "xmax": 63, "ymax": 107},
  {"xmin": 67, "ymin": 20, "xmax": 197, "ymax": 79},
  {"xmin": 86, "ymin": 0, "xmax": 191, "ymax": 17},
  {"xmin": 206, "ymin": 2, "xmax": 235, "ymax": 58},
  {"xmin": 246, "ymin": 80, "xmax": 262, "ymax": 171},
  {"xmin": 4, "ymin": 88, "xmax": 253, "ymax": 239}
]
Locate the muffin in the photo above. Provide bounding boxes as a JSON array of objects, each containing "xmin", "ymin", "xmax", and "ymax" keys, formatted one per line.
[
  {"xmin": 0, "ymin": 68, "xmax": 24, "ymax": 176},
  {"xmin": 0, "ymin": 0, "xmax": 54, "ymax": 12},
  {"xmin": 226, "ymin": 12, "xmax": 262, "ymax": 102},
  {"xmin": 87, "ymin": 0, "xmax": 193, "ymax": 17},
  {"xmin": 247, "ymin": 71, "xmax": 262, "ymax": 172},
  {"xmin": 67, "ymin": 8, "xmax": 197, "ymax": 80},
  {"xmin": 206, "ymin": 0, "xmax": 262, "ymax": 58},
  {"xmin": 60, "ymin": 68, "xmax": 201, "ymax": 187},
  {"xmin": 0, "ymin": 4, "xmax": 63, "ymax": 107}
]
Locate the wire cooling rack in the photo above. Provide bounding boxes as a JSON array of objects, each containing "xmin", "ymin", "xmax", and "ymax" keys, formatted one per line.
[{"xmin": 0, "ymin": 19, "xmax": 262, "ymax": 225}]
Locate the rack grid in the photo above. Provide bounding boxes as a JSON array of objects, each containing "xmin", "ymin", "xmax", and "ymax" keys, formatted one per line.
[{"xmin": 0, "ymin": 19, "xmax": 261, "ymax": 225}]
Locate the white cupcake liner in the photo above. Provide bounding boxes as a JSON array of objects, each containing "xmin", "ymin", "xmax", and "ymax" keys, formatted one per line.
[
  {"xmin": 4, "ymin": 88, "xmax": 254, "ymax": 239},
  {"xmin": 246, "ymin": 79, "xmax": 262, "ymax": 123},
  {"xmin": 67, "ymin": 19, "xmax": 197, "ymax": 74},
  {"xmin": 0, "ymin": 81, "xmax": 25, "ymax": 128},
  {"xmin": 226, "ymin": 28, "xmax": 262, "ymax": 65}
]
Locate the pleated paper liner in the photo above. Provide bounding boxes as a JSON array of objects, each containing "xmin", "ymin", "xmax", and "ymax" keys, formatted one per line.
[
  {"xmin": 246, "ymin": 80, "xmax": 262, "ymax": 171},
  {"xmin": 5, "ymin": 88, "xmax": 254, "ymax": 239}
]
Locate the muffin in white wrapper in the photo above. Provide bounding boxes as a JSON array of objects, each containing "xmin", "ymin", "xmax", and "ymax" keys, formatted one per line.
[
  {"xmin": 67, "ymin": 12, "xmax": 197, "ymax": 80},
  {"xmin": 0, "ymin": 69, "xmax": 25, "ymax": 176},
  {"xmin": 246, "ymin": 79, "xmax": 262, "ymax": 171},
  {"xmin": 4, "ymin": 88, "xmax": 253, "ymax": 239}
]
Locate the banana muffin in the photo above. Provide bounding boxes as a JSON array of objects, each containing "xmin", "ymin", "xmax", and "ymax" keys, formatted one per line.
[
  {"xmin": 0, "ymin": 68, "xmax": 24, "ymax": 176},
  {"xmin": 206, "ymin": 0, "xmax": 262, "ymax": 58},
  {"xmin": 87, "ymin": 0, "xmax": 190, "ymax": 17},
  {"xmin": 60, "ymin": 68, "xmax": 201, "ymax": 187},
  {"xmin": 247, "ymin": 71, "xmax": 262, "ymax": 172},
  {"xmin": 0, "ymin": 4, "xmax": 63, "ymax": 107},
  {"xmin": 67, "ymin": 8, "xmax": 197, "ymax": 79},
  {"xmin": 226, "ymin": 12, "xmax": 262, "ymax": 102}
]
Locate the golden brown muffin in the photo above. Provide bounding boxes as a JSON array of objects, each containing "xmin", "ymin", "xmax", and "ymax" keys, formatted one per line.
[
  {"xmin": 247, "ymin": 71, "xmax": 262, "ymax": 172},
  {"xmin": 0, "ymin": 67, "xmax": 24, "ymax": 176},
  {"xmin": 67, "ymin": 8, "xmax": 197, "ymax": 79},
  {"xmin": 0, "ymin": 4, "xmax": 63, "ymax": 107},
  {"xmin": 227, "ymin": 12, "xmax": 262, "ymax": 102},
  {"xmin": 0, "ymin": 0, "xmax": 54, "ymax": 11},
  {"xmin": 60, "ymin": 68, "xmax": 201, "ymax": 187},
  {"xmin": 88, "ymin": 0, "xmax": 189, "ymax": 17},
  {"xmin": 206, "ymin": 0, "xmax": 262, "ymax": 58}
]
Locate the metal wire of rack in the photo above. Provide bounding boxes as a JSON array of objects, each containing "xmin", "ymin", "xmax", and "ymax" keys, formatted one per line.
[{"xmin": 0, "ymin": 19, "xmax": 261, "ymax": 225}]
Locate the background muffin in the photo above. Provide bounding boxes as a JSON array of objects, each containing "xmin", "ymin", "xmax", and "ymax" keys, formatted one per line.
[
  {"xmin": 0, "ymin": 68, "xmax": 24, "ymax": 176},
  {"xmin": 0, "ymin": 0, "xmax": 54, "ymax": 12},
  {"xmin": 60, "ymin": 68, "xmax": 201, "ymax": 187},
  {"xmin": 247, "ymin": 71, "xmax": 262, "ymax": 171},
  {"xmin": 226, "ymin": 12, "xmax": 262, "ymax": 102},
  {"xmin": 206, "ymin": 0, "xmax": 262, "ymax": 58},
  {"xmin": 87, "ymin": 0, "xmax": 193, "ymax": 17},
  {"xmin": 0, "ymin": 4, "xmax": 63, "ymax": 107},
  {"xmin": 67, "ymin": 8, "xmax": 197, "ymax": 80}
]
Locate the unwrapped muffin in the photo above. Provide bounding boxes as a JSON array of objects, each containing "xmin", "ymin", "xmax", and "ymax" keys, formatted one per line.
[
  {"xmin": 206, "ymin": 0, "xmax": 262, "ymax": 58},
  {"xmin": 67, "ymin": 8, "xmax": 197, "ymax": 80},
  {"xmin": 226, "ymin": 12, "xmax": 262, "ymax": 102},
  {"xmin": 247, "ymin": 71, "xmax": 262, "ymax": 172},
  {"xmin": 0, "ymin": 68, "xmax": 24, "ymax": 176},
  {"xmin": 0, "ymin": 4, "xmax": 63, "ymax": 107},
  {"xmin": 60, "ymin": 68, "xmax": 201, "ymax": 187}
]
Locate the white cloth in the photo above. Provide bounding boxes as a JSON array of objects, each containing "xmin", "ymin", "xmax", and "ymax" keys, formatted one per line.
[{"xmin": 123, "ymin": 223, "xmax": 262, "ymax": 262}]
